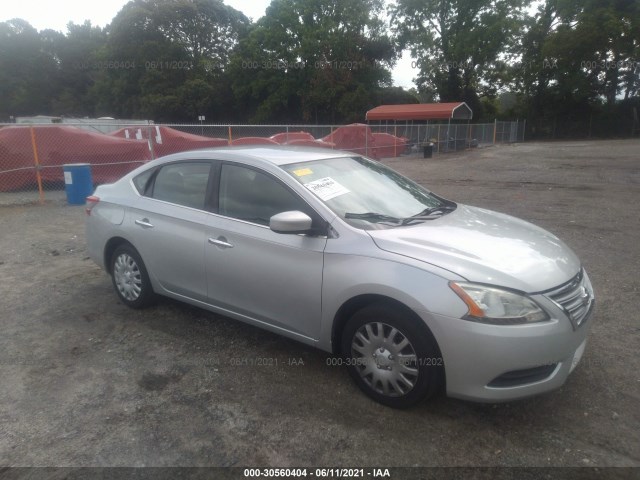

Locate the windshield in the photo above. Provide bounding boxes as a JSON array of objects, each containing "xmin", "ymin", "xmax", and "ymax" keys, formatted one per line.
[{"xmin": 283, "ymin": 156, "xmax": 455, "ymax": 230}]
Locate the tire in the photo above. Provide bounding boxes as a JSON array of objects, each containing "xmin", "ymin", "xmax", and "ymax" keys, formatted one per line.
[
  {"xmin": 341, "ymin": 303, "xmax": 443, "ymax": 408},
  {"xmin": 110, "ymin": 244, "xmax": 156, "ymax": 309}
]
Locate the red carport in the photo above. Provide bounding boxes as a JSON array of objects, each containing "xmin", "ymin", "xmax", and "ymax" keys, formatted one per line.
[
  {"xmin": 365, "ymin": 102, "xmax": 473, "ymax": 154},
  {"xmin": 365, "ymin": 102, "xmax": 472, "ymax": 122}
]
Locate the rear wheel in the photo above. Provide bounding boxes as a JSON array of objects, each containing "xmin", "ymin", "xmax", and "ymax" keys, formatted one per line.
[
  {"xmin": 110, "ymin": 244, "xmax": 156, "ymax": 309},
  {"xmin": 341, "ymin": 303, "xmax": 442, "ymax": 408}
]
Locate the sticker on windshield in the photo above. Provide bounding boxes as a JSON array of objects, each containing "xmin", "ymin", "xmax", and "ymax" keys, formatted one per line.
[
  {"xmin": 304, "ymin": 177, "xmax": 350, "ymax": 201},
  {"xmin": 293, "ymin": 167, "xmax": 313, "ymax": 177}
]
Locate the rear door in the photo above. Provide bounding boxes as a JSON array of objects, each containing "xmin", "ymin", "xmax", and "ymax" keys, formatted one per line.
[
  {"xmin": 205, "ymin": 162, "xmax": 327, "ymax": 340},
  {"xmin": 129, "ymin": 161, "xmax": 213, "ymax": 302}
]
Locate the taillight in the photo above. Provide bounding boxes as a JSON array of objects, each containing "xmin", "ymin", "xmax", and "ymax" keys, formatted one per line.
[{"xmin": 85, "ymin": 195, "xmax": 100, "ymax": 215}]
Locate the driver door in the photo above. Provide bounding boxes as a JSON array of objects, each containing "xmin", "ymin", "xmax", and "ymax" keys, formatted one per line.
[{"xmin": 205, "ymin": 163, "xmax": 327, "ymax": 341}]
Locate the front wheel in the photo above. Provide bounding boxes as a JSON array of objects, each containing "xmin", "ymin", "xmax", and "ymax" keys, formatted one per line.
[
  {"xmin": 341, "ymin": 303, "xmax": 443, "ymax": 408},
  {"xmin": 110, "ymin": 244, "xmax": 156, "ymax": 309}
]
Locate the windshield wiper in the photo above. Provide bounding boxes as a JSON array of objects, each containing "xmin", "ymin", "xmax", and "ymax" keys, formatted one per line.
[
  {"xmin": 399, "ymin": 204, "xmax": 457, "ymax": 225},
  {"xmin": 344, "ymin": 212, "xmax": 400, "ymax": 225},
  {"xmin": 412, "ymin": 205, "xmax": 457, "ymax": 217},
  {"xmin": 345, "ymin": 205, "xmax": 456, "ymax": 227}
]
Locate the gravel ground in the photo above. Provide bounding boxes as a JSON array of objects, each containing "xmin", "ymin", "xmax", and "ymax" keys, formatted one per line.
[{"xmin": 0, "ymin": 140, "xmax": 639, "ymax": 469}]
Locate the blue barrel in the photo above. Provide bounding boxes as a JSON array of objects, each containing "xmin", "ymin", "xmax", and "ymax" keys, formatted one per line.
[{"xmin": 63, "ymin": 163, "xmax": 94, "ymax": 205}]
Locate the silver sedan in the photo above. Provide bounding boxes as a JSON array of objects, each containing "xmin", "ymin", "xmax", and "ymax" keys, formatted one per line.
[{"xmin": 85, "ymin": 147, "xmax": 594, "ymax": 408}]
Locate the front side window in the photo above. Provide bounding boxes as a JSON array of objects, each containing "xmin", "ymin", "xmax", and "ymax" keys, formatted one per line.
[
  {"xmin": 151, "ymin": 162, "xmax": 211, "ymax": 210},
  {"xmin": 282, "ymin": 156, "xmax": 454, "ymax": 229},
  {"xmin": 218, "ymin": 164, "xmax": 310, "ymax": 226}
]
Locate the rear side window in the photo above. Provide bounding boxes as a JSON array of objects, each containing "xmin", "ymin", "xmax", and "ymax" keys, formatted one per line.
[
  {"xmin": 132, "ymin": 168, "xmax": 155, "ymax": 195},
  {"xmin": 150, "ymin": 162, "xmax": 211, "ymax": 210}
]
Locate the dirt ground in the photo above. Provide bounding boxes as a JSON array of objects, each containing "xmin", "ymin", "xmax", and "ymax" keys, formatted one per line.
[{"xmin": 0, "ymin": 140, "xmax": 639, "ymax": 469}]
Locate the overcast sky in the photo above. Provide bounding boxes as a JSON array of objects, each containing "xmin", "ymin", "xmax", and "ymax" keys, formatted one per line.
[{"xmin": 1, "ymin": 0, "xmax": 416, "ymax": 88}]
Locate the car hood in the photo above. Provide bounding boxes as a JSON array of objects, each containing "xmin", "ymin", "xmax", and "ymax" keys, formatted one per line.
[{"xmin": 367, "ymin": 205, "xmax": 580, "ymax": 292}]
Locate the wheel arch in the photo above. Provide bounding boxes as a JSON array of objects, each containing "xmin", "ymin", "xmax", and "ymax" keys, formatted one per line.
[
  {"xmin": 103, "ymin": 236, "xmax": 134, "ymax": 274},
  {"xmin": 331, "ymin": 294, "xmax": 442, "ymax": 359},
  {"xmin": 332, "ymin": 294, "xmax": 447, "ymax": 408}
]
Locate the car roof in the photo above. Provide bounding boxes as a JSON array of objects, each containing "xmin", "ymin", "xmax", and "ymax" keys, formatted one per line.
[{"xmin": 158, "ymin": 146, "xmax": 354, "ymax": 167}]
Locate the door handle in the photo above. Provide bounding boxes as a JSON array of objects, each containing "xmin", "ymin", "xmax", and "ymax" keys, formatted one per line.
[
  {"xmin": 135, "ymin": 218, "xmax": 154, "ymax": 228},
  {"xmin": 208, "ymin": 237, "xmax": 234, "ymax": 249}
]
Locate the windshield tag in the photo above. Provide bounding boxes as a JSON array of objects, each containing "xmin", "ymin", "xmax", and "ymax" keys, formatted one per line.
[
  {"xmin": 293, "ymin": 167, "xmax": 313, "ymax": 177},
  {"xmin": 304, "ymin": 177, "xmax": 350, "ymax": 201}
]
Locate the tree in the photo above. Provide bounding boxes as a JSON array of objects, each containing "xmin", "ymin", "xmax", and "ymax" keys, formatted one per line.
[
  {"xmin": 91, "ymin": 0, "xmax": 249, "ymax": 121},
  {"xmin": 48, "ymin": 21, "xmax": 108, "ymax": 116},
  {"xmin": 374, "ymin": 86, "xmax": 420, "ymax": 105},
  {"xmin": 0, "ymin": 19, "xmax": 59, "ymax": 118},
  {"xmin": 390, "ymin": 0, "xmax": 525, "ymax": 118},
  {"xmin": 153, "ymin": 0, "xmax": 250, "ymax": 70},
  {"xmin": 542, "ymin": 0, "xmax": 640, "ymax": 104},
  {"xmin": 509, "ymin": 0, "xmax": 640, "ymax": 136},
  {"xmin": 229, "ymin": 0, "xmax": 396, "ymax": 123}
]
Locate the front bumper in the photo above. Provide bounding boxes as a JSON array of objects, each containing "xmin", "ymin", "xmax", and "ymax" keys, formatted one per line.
[{"xmin": 422, "ymin": 274, "xmax": 594, "ymax": 403}]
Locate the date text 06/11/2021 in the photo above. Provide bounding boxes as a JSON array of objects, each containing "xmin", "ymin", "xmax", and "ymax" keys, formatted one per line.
[
  {"xmin": 228, "ymin": 357, "xmax": 305, "ymax": 367},
  {"xmin": 243, "ymin": 468, "xmax": 391, "ymax": 478}
]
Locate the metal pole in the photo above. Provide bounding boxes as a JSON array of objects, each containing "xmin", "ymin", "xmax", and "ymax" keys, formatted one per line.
[
  {"xmin": 493, "ymin": 118, "xmax": 497, "ymax": 145},
  {"xmin": 365, "ymin": 125, "xmax": 368, "ymax": 157},
  {"xmin": 394, "ymin": 124, "xmax": 398, "ymax": 157},
  {"xmin": 147, "ymin": 122, "xmax": 155, "ymax": 160},
  {"xmin": 29, "ymin": 126, "xmax": 45, "ymax": 204}
]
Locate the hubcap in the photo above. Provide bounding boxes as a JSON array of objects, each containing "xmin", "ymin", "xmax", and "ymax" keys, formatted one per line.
[
  {"xmin": 351, "ymin": 322, "xmax": 418, "ymax": 397},
  {"xmin": 113, "ymin": 253, "xmax": 142, "ymax": 301}
]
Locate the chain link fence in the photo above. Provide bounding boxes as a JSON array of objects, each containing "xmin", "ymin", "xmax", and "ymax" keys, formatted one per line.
[
  {"xmin": 368, "ymin": 120, "xmax": 525, "ymax": 153},
  {"xmin": 0, "ymin": 120, "xmax": 524, "ymax": 204}
]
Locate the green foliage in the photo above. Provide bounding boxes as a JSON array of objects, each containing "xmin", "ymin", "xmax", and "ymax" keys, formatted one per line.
[
  {"xmin": 91, "ymin": 0, "xmax": 250, "ymax": 121},
  {"xmin": 51, "ymin": 22, "xmax": 108, "ymax": 116},
  {"xmin": 0, "ymin": 0, "xmax": 637, "ymax": 131},
  {"xmin": 0, "ymin": 19, "xmax": 59, "ymax": 117},
  {"xmin": 153, "ymin": 0, "xmax": 250, "ymax": 66},
  {"xmin": 509, "ymin": 0, "xmax": 640, "ymax": 136},
  {"xmin": 229, "ymin": 0, "xmax": 396, "ymax": 123},
  {"xmin": 375, "ymin": 86, "xmax": 420, "ymax": 106},
  {"xmin": 390, "ymin": 0, "xmax": 526, "ymax": 118}
]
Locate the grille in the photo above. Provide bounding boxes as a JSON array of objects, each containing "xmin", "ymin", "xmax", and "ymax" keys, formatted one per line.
[{"xmin": 546, "ymin": 269, "xmax": 593, "ymax": 327}]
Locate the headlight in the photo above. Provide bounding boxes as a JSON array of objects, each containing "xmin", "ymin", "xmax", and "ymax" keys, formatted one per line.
[{"xmin": 449, "ymin": 282, "xmax": 549, "ymax": 325}]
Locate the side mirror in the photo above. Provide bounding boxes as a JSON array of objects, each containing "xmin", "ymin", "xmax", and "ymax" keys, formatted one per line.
[{"xmin": 270, "ymin": 211, "xmax": 313, "ymax": 234}]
